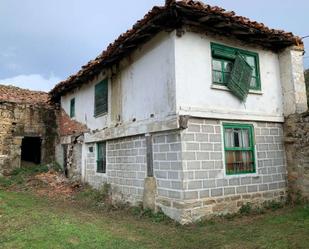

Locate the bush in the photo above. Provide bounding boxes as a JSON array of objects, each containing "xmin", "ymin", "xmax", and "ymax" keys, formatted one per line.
[
  {"xmin": 74, "ymin": 183, "xmax": 111, "ymax": 206},
  {"xmin": 10, "ymin": 165, "xmax": 48, "ymax": 176},
  {"xmin": 263, "ymin": 200, "xmax": 284, "ymax": 211},
  {"xmin": 0, "ymin": 176, "xmax": 13, "ymax": 188},
  {"xmin": 48, "ymin": 162, "xmax": 63, "ymax": 173},
  {"xmin": 130, "ymin": 206, "xmax": 171, "ymax": 223},
  {"xmin": 239, "ymin": 202, "xmax": 252, "ymax": 215}
]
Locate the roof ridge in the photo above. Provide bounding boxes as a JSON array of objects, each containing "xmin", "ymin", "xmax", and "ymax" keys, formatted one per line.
[{"xmin": 49, "ymin": 0, "xmax": 303, "ymax": 101}]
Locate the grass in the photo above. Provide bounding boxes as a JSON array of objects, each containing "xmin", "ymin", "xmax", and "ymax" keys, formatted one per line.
[
  {"xmin": 0, "ymin": 190, "xmax": 309, "ymax": 249},
  {"xmin": 0, "ymin": 166, "xmax": 308, "ymax": 248}
]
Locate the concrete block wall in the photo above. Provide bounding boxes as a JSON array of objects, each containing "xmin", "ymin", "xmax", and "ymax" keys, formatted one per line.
[
  {"xmin": 175, "ymin": 118, "xmax": 287, "ymax": 222},
  {"xmin": 85, "ymin": 135, "xmax": 147, "ymax": 204},
  {"xmin": 152, "ymin": 131, "xmax": 184, "ymax": 218},
  {"xmin": 83, "ymin": 117, "xmax": 288, "ymax": 224}
]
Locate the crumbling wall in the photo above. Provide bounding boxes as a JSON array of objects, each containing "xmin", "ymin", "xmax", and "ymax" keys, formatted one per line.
[
  {"xmin": 55, "ymin": 109, "xmax": 87, "ymax": 180},
  {"xmin": 284, "ymin": 111, "xmax": 309, "ymax": 200},
  {"xmin": 0, "ymin": 102, "xmax": 57, "ymax": 175}
]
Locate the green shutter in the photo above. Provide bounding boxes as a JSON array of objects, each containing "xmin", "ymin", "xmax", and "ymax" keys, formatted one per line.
[
  {"xmin": 94, "ymin": 79, "xmax": 108, "ymax": 116},
  {"xmin": 211, "ymin": 43, "xmax": 236, "ymax": 60},
  {"xmin": 97, "ymin": 142, "xmax": 106, "ymax": 173},
  {"xmin": 70, "ymin": 98, "xmax": 75, "ymax": 118},
  {"xmin": 227, "ymin": 54, "xmax": 253, "ymax": 101}
]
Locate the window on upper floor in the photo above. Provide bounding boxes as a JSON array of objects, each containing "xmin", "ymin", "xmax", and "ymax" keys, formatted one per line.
[
  {"xmin": 94, "ymin": 79, "xmax": 108, "ymax": 117},
  {"xmin": 211, "ymin": 43, "xmax": 261, "ymax": 101},
  {"xmin": 96, "ymin": 142, "xmax": 106, "ymax": 173},
  {"xmin": 70, "ymin": 98, "xmax": 75, "ymax": 118},
  {"xmin": 223, "ymin": 123, "xmax": 256, "ymax": 175}
]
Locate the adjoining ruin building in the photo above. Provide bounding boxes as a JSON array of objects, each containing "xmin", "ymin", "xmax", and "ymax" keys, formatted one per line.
[{"xmin": 0, "ymin": 85, "xmax": 57, "ymax": 175}]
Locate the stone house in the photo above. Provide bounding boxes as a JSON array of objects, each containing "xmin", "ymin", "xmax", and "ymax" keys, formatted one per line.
[
  {"xmin": 49, "ymin": 0, "xmax": 308, "ymax": 223},
  {"xmin": 0, "ymin": 85, "xmax": 57, "ymax": 175}
]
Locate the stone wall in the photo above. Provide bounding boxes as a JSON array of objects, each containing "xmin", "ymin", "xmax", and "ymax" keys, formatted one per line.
[
  {"xmin": 284, "ymin": 111, "xmax": 309, "ymax": 200},
  {"xmin": 0, "ymin": 102, "xmax": 57, "ymax": 175}
]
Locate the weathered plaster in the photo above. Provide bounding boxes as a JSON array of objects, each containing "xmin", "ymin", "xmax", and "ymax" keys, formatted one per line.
[{"xmin": 279, "ymin": 46, "xmax": 308, "ymax": 115}]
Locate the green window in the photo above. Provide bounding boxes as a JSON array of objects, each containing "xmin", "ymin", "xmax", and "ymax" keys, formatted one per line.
[
  {"xmin": 223, "ymin": 123, "xmax": 256, "ymax": 175},
  {"xmin": 94, "ymin": 79, "xmax": 108, "ymax": 117},
  {"xmin": 97, "ymin": 142, "xmax": 106, "ymax": 173},
  {"xmin": 70, "ymin": 98, "xmax": 75, "ymax": 118},
  {"xmin": 211, "ymin": 43, "xmax": 261, "ymax": 94}
]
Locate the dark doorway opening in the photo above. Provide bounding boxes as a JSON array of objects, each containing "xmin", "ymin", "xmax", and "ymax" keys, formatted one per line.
[{"xmin": 21, "ymin": 137, "xmax": 42, "ymax": 165}]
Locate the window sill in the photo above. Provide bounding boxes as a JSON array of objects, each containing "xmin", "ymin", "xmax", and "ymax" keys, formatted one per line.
[
  {"xmin": 223, "ymin": 172, "xmax": 260, "ymax": 179},
  {"xmin": 94, "ymin": 112, "xmax": 108, "ymax": 118},
  {"xmin": 211, "ymin": 84, "xmax": 263, "ymax": 95},
  {"xmin": 96, "ymin": 171, "xmax": 107, "ymax": 175}
]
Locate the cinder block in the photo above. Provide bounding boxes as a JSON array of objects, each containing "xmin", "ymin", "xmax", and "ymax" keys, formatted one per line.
[
  {"xmin": 196, "ymin": 152, "xmax": 210, "ymax": 160},
  {"xmin": 188, "ymin": 180, "xmax": 203, "ymax": 190},
  {"xmin": 203, "ymin": 179, "xmax": 216, "ymax": 188},
  {"xmin": 211, "ymin": 188, "xmax": 223, "ymax": 197}
]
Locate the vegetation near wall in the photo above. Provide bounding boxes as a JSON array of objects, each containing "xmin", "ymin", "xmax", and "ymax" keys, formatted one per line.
[{"xmin": 305, "ymin": 69, "xmax": 309, "ymax": 107}]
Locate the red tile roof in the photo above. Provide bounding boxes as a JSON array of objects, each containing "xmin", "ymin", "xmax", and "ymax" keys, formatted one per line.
[
  {"xmin": 50, "ymin": 0, "xmax": 303, "ymax": 101},
  {"xmin": 0, "ymin": 84, "xmax": 49, "ymax": 105}
]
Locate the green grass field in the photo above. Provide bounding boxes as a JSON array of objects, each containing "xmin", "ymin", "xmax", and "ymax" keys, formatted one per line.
[{"xmin": 0, "ymin": 190, "xmax": 309, "ymax": 249}]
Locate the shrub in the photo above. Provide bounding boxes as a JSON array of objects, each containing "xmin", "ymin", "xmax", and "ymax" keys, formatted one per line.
[
  {"xmin": 239, "ymin": 202, "xmax": 252, "ymax": 215},
  {"xmin": 74, "ymin": 183, "xmax": 111, "ymax": 206},
  {"xmin": 130, "ymin": 206, "xmax": 171, "ymax": 223},
  {"xmin": 0, "ymin": 176, "xmax": 13, "ymax": 188},
  {"xmin": 263, "ymin": 200, "xmax": 284, "ymax": 211}
]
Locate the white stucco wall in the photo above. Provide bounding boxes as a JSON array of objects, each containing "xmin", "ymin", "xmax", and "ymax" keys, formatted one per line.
[
  {"xmin": 61, "ymin": 32, "xmax": 176, "ymax": 131},
  {"xmin": 174, "ymin": 31, "xmax": 284, "ymax": 122},
  {"xmin": 61, "ymin": 77, "xmax": 110, "ymax": 131},
  {"xmin": 120, "ymin": 32, "xmax": 176, "ymax": 122}
]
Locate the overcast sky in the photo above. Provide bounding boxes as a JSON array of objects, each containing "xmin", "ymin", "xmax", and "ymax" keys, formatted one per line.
[{"xmin": 0, "ymin": 0, "xmax": 308, "ymax": 91}]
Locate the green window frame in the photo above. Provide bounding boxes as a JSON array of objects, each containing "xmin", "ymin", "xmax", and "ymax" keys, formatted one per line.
[
  {"xmin": 70, "ymin": 98, "xmax": 75, "ymax": 118},
  {"xmin": 211, "ymin": 43, "xmax": 261, "ymax": 91},
  {"xmin": 223, "ymin": 123, "xmax": 256, "ymax": 175},
  {"xmin": 94, "ymin": 79, "xmax": 108, "ymax": 117},
  {"xmin": 96, "ymin": 142, "xmax": 106, "ymax": 173}
]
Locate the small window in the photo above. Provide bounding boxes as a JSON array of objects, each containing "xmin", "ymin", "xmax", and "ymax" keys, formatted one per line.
[
  {"xmin": 96, "ymin": 142, "xmax": 106, "ymax": 173},
  {"xmin": 223, "ymin": 123, "xmax": 256, "ymax": 175},
  {"xmin": 70, "ymin": 98, "xmax": 75, "ymax": 118},
  {"xmin": 211, "ymin": 43, "xmax": 261, "ymax": 94},
  {"xmin": 94, "ymin": 79, "xmax": 108, "ymax": 117}
]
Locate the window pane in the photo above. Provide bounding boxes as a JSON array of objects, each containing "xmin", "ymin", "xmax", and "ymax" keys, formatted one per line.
[
  {"xmin": 250, "ymin": 77, "xmax": 257, "ymax": 88},
  {"xmin": 223, "ymin": 72, "xmax": 231, "ymax": 83},
  {"xmin": 212, "ymin": 60, "xmax": 222, "ymax": 71},
  {"xmin": 225, "ymin": 151, "xmax": 255, "ymax": 174},
  {"xmin": 245, "ymin": 56, "xmax": 255, "ymax": 67},
  {"xmin": 241, "ymin": 129, "xmax": 250, "ymax": 148},
  {"xmin": 233, "ymin": 129, "xmax": 241, "ymax": 147},
  {"xmin": 225, "ymin": 128, "xmax": 234, "ymax": 147},
  {"xmin": 213, "ymin": 71, "xmax": 223, "ymax": 83},
  {"xmin": 223, "ymin": 61, "xmax": 233, "ymax": 72}
]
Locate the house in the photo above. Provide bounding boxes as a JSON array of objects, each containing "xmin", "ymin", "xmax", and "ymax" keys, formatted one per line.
[
  {"xmin": 0, "ymin": 85, "xmax": 57, "ymax": 175},
  {"xmin": 49, "ymin": 0, "xmax": 308, "ymax": 223}
]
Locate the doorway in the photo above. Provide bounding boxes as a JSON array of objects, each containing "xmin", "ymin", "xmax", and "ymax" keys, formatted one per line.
[{"xmin": 21, "ymin": 137, "xmax": 42, "ymax": 165}]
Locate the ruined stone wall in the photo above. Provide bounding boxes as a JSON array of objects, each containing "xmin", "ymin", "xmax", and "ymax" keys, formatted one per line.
[
  {"xmin": 0, "ymin": 102, "xmax": 57, "ymax": 175},
  {"xmin": 284, "ymin": 111, "xmax": 309, "ymax": 200}
]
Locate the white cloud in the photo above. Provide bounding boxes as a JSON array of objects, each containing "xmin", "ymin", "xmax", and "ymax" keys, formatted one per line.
[{"xmin": 0, "ymin": 74, "xmax": 61, "ymax": 92}]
